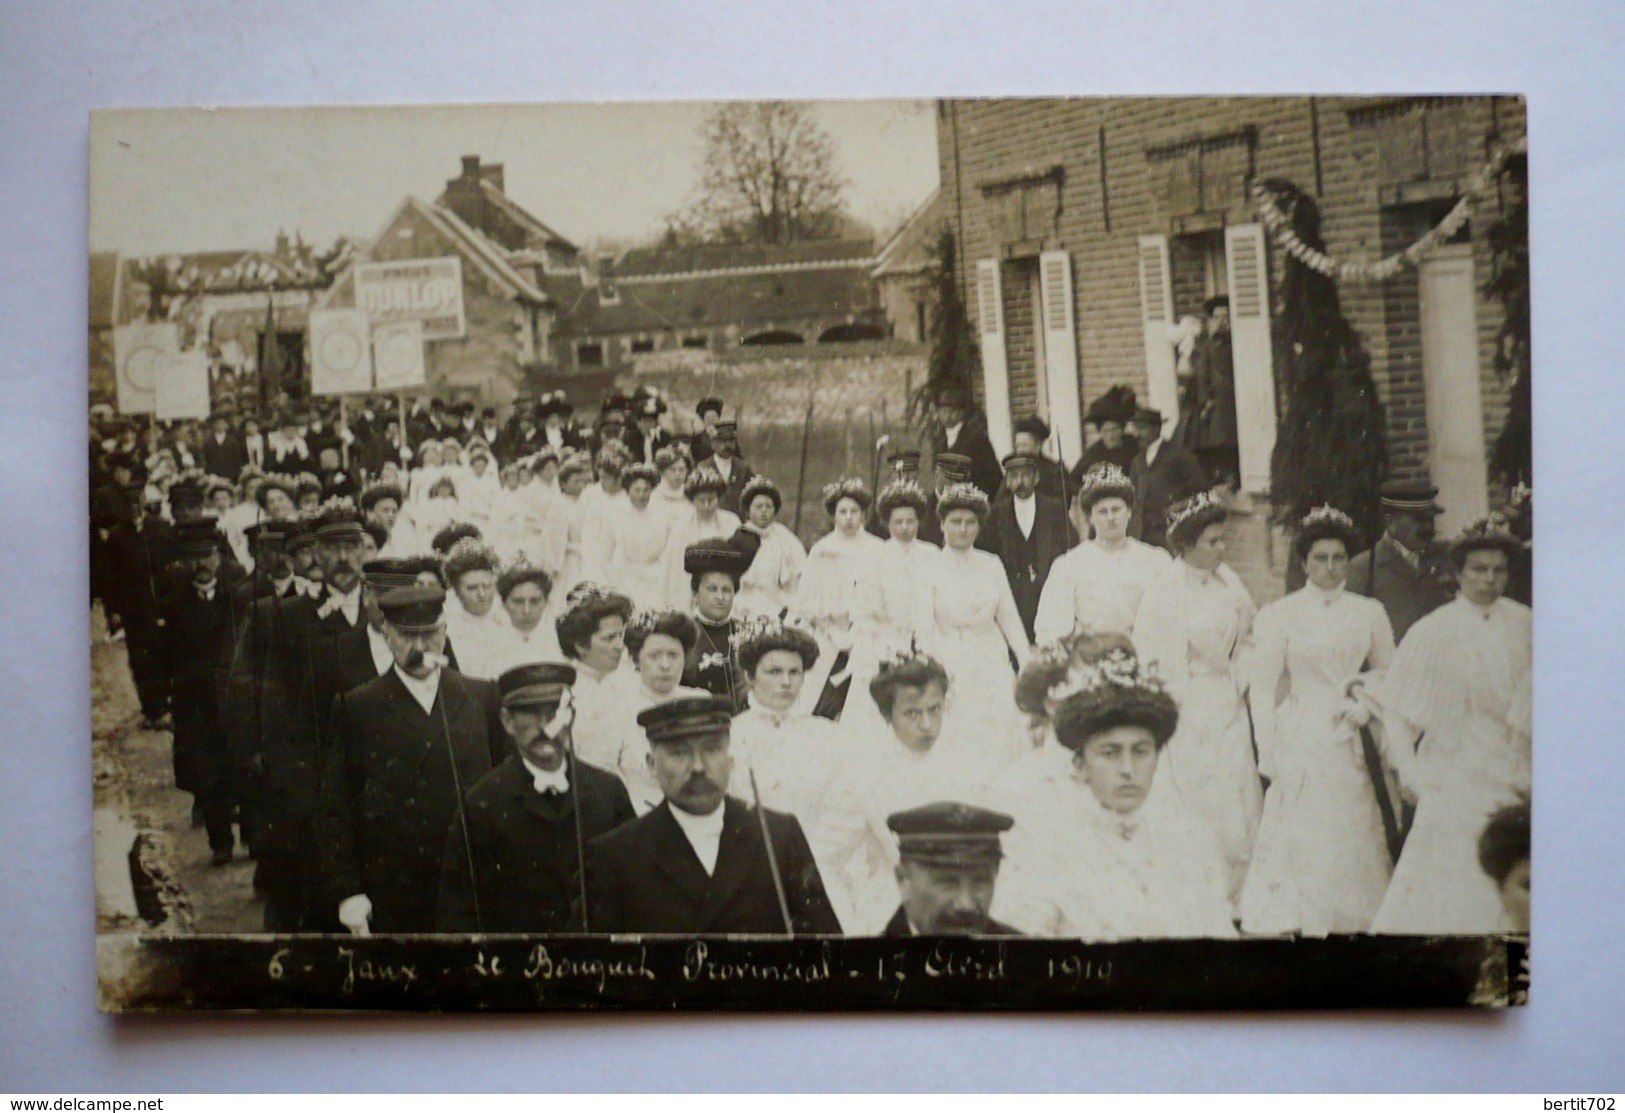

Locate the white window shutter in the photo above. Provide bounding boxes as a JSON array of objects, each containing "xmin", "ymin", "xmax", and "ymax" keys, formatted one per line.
[
  {"xmin": 1136, "ymin": 235, "xmax": 1179, "ymax": 426},
  {"xmin": 975, "ymin": 258, "xmax": 1013, "ymax": 459},
  {"xmin": 1038, "ymin": 249, "xmax": 1084, "ymax": 463},
  {"xmin": 1224, "ymin": 222, "xmax": 1277, "ymax": 494}
]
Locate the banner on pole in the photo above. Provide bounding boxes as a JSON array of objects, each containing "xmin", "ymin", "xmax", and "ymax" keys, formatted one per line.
[
  {"xmin": 372, "ymin": 319, "xmax": 427, "ymax": 390},
  {"xmin": 355, "ymin": 257, "xmax": 465, "ymax": 339},
  {"xmin": 154, "ymin": 350, "xmax": 213, "ymax": 421},
  {"xmin": 310, "ymin": 308, "xmax": 374, "ymax": 395},
  {"xmin": 112, "ymin": 321, "xmax": 179, "ymax": 415}
]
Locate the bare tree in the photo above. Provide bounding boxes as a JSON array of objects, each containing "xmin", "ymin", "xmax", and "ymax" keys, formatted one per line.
[{"xmin": 665, "ymin": 102, "xmax": 848, "ymax": 245}]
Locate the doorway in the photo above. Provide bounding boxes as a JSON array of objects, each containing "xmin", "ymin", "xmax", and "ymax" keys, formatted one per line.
[{"xmin": 1418, "ymin": 243, "xmax": 1489, "ymax": 536}]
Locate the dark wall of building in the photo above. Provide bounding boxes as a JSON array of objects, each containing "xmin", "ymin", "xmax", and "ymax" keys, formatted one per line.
[{"xmin": 937, "ymin": 95, "xmax": 1527, "ymax": 484}]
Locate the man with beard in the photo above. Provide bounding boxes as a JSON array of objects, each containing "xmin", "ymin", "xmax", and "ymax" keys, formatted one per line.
[
  {"xmin": 159, "ymin": 520, "xmax": 245, "ymax": 865},
  {"xmin": 225, "ymin": 500, "xmax": 375, "ymax": 930},
  {"xmin": 986, "ymin": 450, "xmax": 1076, "ymax": 641},
  {"xmin": 1347, "ymin": 479, "xmax": 1452, "ymax": 642},
  {"xmin": 585, "ymin": 695, "xmax": 841, "ymax": 935},
  {"xmin": 319, "ymin": 585, "xmax": 505, "ymax": 934},
  {"xmin": 436, "ymin": 661, "xmax": 636, "ymax": 933},
  {"xmin": 694, "ymin": 419, "xmax": 756, "ymax": 516},
  {"xmin": 883, "ymin": 801, "xmax": 1022, "ymax": 937}
]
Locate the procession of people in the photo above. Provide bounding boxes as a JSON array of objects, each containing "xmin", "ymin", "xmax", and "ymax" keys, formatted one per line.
[{"xmin": 88, "ymin": 377, "xmax": 1533, "ymax": 941}]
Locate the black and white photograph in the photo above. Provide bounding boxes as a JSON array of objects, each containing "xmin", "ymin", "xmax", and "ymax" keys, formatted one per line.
[{"xmin": 87, "ymin": 95, "xmax": 1532, "ymax": 1012}]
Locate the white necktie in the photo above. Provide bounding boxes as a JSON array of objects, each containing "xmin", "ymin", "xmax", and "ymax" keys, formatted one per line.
[{"xmin": 531, "ymin": 766, "xmax": 569, "ymax": 795}]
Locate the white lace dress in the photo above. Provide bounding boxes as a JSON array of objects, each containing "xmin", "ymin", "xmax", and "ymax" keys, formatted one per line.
[
  {"xmin": 790, "ymin": 528, "xmax": 885, "ymax": 717},
  {"xmin": 1238, "ymin": 584, "xmax": 1395, "ymax": 935},
  {"xmin": 1370, "ymin": 595, "xmax": 1533, "ymax": 935},
  {"xmin": 1033, "ymin": 538, "xmax": 1172, "ymax": 642},
  {"xmin": 1133, "ymin": 560, "xmax": 1261, "ymax": 907}
]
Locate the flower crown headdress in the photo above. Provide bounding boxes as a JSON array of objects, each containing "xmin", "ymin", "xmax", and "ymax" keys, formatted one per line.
[
  {"xmin": 875, "ymin": 634, "xmax": 939, "ymax": 674},
  {"xmin": 1045, "ymin": 647, "xmax": 1166, "ymax": 705},
  {"xmin": 821, "ymin": 476, "xmax": 870, "ymax": 504},
  {"xmin": 936, "ymin": 480, "xmax": 981, "ymax": 506},
  {"xmin": 735, "ymin": 610, "xmax": 815, "ymax": 651},
  {"xmin": 1078, "ymin": 463, "xmax": 1132, "ymax": 491},
  {"xmin": 879, "ymin": 477, "xmax": 927, "ymax": 501},
  {"xmin": 1300, "ymin": 504, "xmax": 1355, "ymax": 532},
  {"xmin": 626, "ymin": 605, "xmax": 687, "ymax": 637},
  {"xmin": 1165, "ymin": 490, "xmax": 1225, "ymax": 537}
]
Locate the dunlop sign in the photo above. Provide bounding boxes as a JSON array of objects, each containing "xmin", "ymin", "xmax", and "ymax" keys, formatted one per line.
[{"xmin": 354, "ymin": 257, "xmax": 466, "ymax": 340}]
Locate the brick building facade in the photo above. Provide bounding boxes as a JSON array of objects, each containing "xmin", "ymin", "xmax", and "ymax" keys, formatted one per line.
[{"xmin": 938, "ymin": 95, "xmax": 1527, "ymax": 535}]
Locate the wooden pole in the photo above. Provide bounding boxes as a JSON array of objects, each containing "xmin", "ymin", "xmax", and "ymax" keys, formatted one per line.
[{"xmin": 791, "ymin": 396, "xmax": 815, "ymax": 536}]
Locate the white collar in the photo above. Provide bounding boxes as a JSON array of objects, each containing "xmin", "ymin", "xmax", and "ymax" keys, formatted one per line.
[
  {"xmin": 1306, "ymin": 582, "xmax": 1345, "ymax": 606},
  {"xmin": 393, "ymin": 664, "xmax": 442, "ymax": 713},
  {"xmin": 667, "ymin": 800, "xmax": 726, "ymax": 874},
  {"xmin": 520, "ymin": 753, "xmax": 570, "ymax": 794},
  {"xmin": 366, "ymin": 625, "xmax": 394, "ymax": 674},
  {"xmin": 745, "ymin": 702, "xmax": 799, "ymax": 729},
  {"xmin": 945, "ymin": 421, "xmax": 963, "ymax": 442}
]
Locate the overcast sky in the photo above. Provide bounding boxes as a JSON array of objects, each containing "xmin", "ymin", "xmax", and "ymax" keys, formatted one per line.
[{"xmin": 89, "ymin": 100, "xmax": 939, "ymax": 257}]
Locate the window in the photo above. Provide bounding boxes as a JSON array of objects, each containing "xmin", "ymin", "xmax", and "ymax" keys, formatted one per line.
[
  {"xmin": 631, "ymin": 338, "xmax": 655, "ymax": 354},
  {"xmin": 576, "ymin": 342, "xmax": 604, "ymax": 367},
  {"xmin": 681, "ymin": 335, "xmax": 709, "ymax": 350}
]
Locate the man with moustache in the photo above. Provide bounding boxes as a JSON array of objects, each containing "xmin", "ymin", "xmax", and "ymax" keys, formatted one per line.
[
  {"xmin": 319, "ymin": 585, "xmax": 506, "ymax": 934},
  {"xmin": 883, "ymin": 802, "xmax": 1023, "ymax": 937},
  {"xmin": 436, "ymin": 662, "xmax": 636, "ymax": 933},
  {"xmin": 585, "ymin": 695, "xmax": 841, "ymax": 935},
  {"xmin": 224, "ymin": 500, "xmax": 380, "ymax": 930},
  {"xmin": 986, "ymin": 450, "xmax": 1076, "ymax": 641}
]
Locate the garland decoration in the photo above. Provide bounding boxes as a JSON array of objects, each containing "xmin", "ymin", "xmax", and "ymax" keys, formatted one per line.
[{"xmin": 1252, "ymin": 137, "xmax": 1527, "ymax": 284}]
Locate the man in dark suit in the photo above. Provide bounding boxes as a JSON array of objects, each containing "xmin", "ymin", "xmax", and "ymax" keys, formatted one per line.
[
  {"xmin": 695, "ymin": 419, "xmax": 756, "ymax": 516},
  {"xmin": 688, "ymin": 396, "xmax": 725, "ymax": 465},
  {"xmin": 473, "ymin": 405, "xmax": 509, "ymax": 462},
  {"xmin": 986, "ymin": 451, "xmax": 1078, "ymax": 641},
  {"xmin": 159, "ymin": 520, "xmax": 245, "ymax": 864},
  {"xmin": 1348, "ymin": 480, "xmax": 1452, "ymax": 643},
  {"xmin": 1128, "ymin": 407, "xmax": 1210, "ymax": 550},
  {"xmin": 625, "ymin": 394, "xmax": 675, "ymax": 465},
  {"xmin": 320, "ymin": 585, "xmax": 506, "ymax": 935},
  {"xmin": 437, "ymin": 662, "xmax": 636, "ymax": 933},
  {"xmin": 929, "ymin": 383, "xmax": 1003, "ymax": 505},
  {"xmin": 882, "ymin": 802, "xmax": 1022, "ymax": 937},
  {"xmin": 200, "ymin": 412, "xmax": 248, "ymax": 479},
  {"xmin": 1005, "ymin": 415, "xmax": 1070, "ymax": 502},
  {"xmin": 225, "ymin": 502, "xmax": 387, "ymax": 930},
  {"xmin": 585, "ymin": 696, "xmax": 841, "ymax": 935}
]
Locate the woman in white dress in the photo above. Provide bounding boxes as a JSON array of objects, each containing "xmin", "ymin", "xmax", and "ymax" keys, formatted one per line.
[
  {"xmin": 665, "ymin": 466, "xmax": 742, "ymax": 607},
  {"xmin": 820, "ymin": 651, "xmax": 1002, "ymax": 933},
  {"xmin": 407, "ymin": 440, "xmax": 448, "ymax": 511},
  {"xmin": 912, "ymin": 482, "xmax": 1031, "ymax": 768},
  {"xmin": 540, "ymin": 451, "xmax": 597, "ymax": 609},
  {"xmin": 1238, "ymin": 506, "xmax": 1396, "ymax": 936},
  {"xmin": 791, "ymin": 477, "xmax": 885, "ymax": 719},
  {"xmin": 413, "ymin": 475, "xmax": 463, "ymax": 544},
  {"xmin": 733, "ymin": 475, "xmax": 806, "ymax": 620},
  {"xmin": 995, "ymin": 650, "xmax": 1236, "ymax": 940},
  {"xmin": 1369, "ymin": 520, "xmax": 1532, "ymax": 935},
  {"xmin": 457, "ymin": 442, "xmax": 501, "ymax": 535},
  {"xmin": 729, "ymin": 614, "xmax": 852, "ymax": 927},
  {"xmin": 477, "ymin": 558, "xmax": 563, "ymax": 677},
  {"xmin": 1132, "ymin": 491, "xmax": 1261, "ymax": 907},
  {"xmin": 1034, "ymin": 464, "xmax": 1171, "ymax": 643},
  {"xmin": 601, "ymin": 608, "xmax": 709, "ymax": 813},
  {"xmin": 599, "ymin": 462, "xmax": 676, "ymax": 610},
  {"xmin": 650, "ymin": 446, "xmax": 693, "ymax": 531},
  {"xmin": 553, "ymin": 584, "xmax": 634, "ymax": 773},
  {"xmin": 440, "ymin": 536, "xmax": 510, "ymax": 676},
  {"xmin": 581, "ymin": 445, "xmax": 630, "ymax": 576}
]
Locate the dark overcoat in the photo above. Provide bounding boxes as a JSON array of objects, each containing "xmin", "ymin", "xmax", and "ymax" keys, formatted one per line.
[
  {"xmin": 585, "ymin": 797, "xmax": 841, "ymax": 935},
  {"xmin": 1347, "ymin": 537, "xmax": 1452, "ymax": 643},
  {"xmin": 1129, "ymin": 442, "xmax": 1210, "ymax": 549},
  {"xmin": 319, "ymin": 667, "xmax": 504, "ymax": 933},
  {"xmin": 436, "ymin": 754, "xmax": 636, "ymax": 933}
]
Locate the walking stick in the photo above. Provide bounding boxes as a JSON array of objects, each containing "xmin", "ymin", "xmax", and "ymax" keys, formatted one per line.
[
  {"xmin": 436, "ymin": 676, "xmax": 484, "ymax": 934},
  {"xmin": 748, "ymin": 768, "xmax": 795, "ymax": 937},
  {"xmin": 565, "ymin": 712, "xmax": 591, "ymax": 932},
  {"xmin": 790, "ymin": 396, "xmax": 815, "ymax": 537}
]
